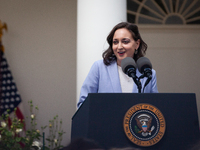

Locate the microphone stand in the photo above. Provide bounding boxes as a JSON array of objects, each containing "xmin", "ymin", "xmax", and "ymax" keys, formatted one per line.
[
  {"xmin": 127, "ymin": 68, "xmax": 141, "ymax": 93},
  {"xmin": 137, "ymin": 79, "xmax": 142, "ymax": 93},
  {"xmin": 138, "ymin": 75, "xmax": 153, "ymax": 93},
  {"xmin": 137, "ymin": 75, "xmax": 144, "ymax": 93},
  {"xmin": 126, "ymin": 68, "xmax": 142, "ymax": 93},
  {"xmin": 139, "ymin": 68, "xmax": 152, "ymax": 93},
  {"xmin": 130, "ymin": 76, "xmax": 142, "ymax": 93}
]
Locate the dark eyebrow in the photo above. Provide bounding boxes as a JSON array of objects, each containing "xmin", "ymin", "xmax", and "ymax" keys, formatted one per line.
[
  {"xmin": 113, "ymin": 39, "xmax": 118, "ymax": 42},
  {"xmin": 122, "ymin": 38, "xmax": 130, "ymax": 41}
]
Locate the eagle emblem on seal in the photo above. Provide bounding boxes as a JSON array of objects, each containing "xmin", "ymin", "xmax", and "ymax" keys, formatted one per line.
[{"xmin": 135, "ymin": 114, "xmax": 155, "ymax": 137}]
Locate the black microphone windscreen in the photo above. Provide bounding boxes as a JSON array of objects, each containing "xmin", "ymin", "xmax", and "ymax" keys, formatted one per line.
[
  {"xmin": 121, "ymin": 57, "xmax": 137, "ymax": 74},
  {"xmin": 136, "ymin": 57, "xmax": 152, "ymax": 74}
]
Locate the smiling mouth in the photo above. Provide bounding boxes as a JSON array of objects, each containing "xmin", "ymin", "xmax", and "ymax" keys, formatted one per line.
[{"xmin": 118, "ymin": 51, "xmax": 125, "ymax": 54}]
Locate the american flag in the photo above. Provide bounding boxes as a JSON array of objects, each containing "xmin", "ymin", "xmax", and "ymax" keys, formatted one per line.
[{"xmin": 0, "ymin": 43, "xmax": 25, "ymax": 128}]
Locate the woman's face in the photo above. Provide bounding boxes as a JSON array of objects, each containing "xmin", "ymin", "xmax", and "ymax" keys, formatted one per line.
[{"xmin": 112, "ymin": 28, "xmax": 140, "ymax": 66}]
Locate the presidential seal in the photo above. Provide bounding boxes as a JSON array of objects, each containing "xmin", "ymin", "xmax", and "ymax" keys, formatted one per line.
[{"xmin": 123, "ymin": 103, "xmax": 166, "ymax": 147}]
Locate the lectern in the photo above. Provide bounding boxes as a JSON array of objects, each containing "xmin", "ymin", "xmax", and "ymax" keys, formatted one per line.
[{"xmin": 71, "ymin": 93, "xmax": 200, "ymax": 150}]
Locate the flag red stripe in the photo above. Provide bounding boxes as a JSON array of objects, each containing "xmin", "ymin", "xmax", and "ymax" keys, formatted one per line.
[
  {"xmin": 16, "ymin": 107, "xmax": 26, "ymax": 130},
  {"xmin": 8, "ymin": 117, "xmax": 12, "ymax": 128}
]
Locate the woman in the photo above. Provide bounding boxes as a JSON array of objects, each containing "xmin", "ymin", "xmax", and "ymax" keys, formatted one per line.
[{"xmin": 77, "ymin": 22, "xmax": 158, "ymax": 108}]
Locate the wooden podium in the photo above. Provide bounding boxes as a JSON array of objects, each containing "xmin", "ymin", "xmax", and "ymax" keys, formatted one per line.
[{"xmin": 71, "ymin": 93, "xmax": 200, "ymax": 150}]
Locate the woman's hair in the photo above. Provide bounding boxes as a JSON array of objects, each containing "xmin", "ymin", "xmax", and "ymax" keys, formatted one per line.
[{"xmin": 102, "ymin": 22, "xmax": 147, "ymax": 66}]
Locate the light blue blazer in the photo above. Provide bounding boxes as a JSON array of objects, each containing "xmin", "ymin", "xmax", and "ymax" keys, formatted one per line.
[{"xmin": 77, "ymin": 59, "xmax": 158, "ymax": 107}]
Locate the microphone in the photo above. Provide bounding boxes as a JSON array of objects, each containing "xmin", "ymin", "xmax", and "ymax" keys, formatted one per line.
[
  {"xmin": 121, "ymin": 57, "xmax": 139, "ymax": 88},
  {"xmin": 136, "ymin": 57, "xmax": 152, "ymax": 90}
]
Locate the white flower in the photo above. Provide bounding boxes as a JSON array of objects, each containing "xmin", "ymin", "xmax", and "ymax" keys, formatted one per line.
[
  {"xmin": 32, "ymin": 141, "xmax": 42, "ymax": 150},
  {"xmin": 31, "ymin": 114, "xmax": 35, "ymax": 119},
  {"xmin": 16, "ymin": 128, "xmax": 22, "ymax": 133},
  {"xmin": 54, "ymin": 139, "xmax": 58, "ymax": 144},
  {"xmin": 36, "ymin": 129, "xmax": 40, "ymax": 133},
  {"xmin": 1, "ymin": 121, "xmax": 6, "ymax": 128}
]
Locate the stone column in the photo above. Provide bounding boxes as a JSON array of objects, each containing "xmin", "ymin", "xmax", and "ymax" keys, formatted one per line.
[{"xmin": 77, "ymin": 0, "xmax": 127, "ymax": 103}]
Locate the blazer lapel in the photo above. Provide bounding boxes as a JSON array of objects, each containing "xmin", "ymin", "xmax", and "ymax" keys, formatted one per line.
[{"xmin": 107, "ymin": 61, "xmax": 122, "ymax": 92}]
